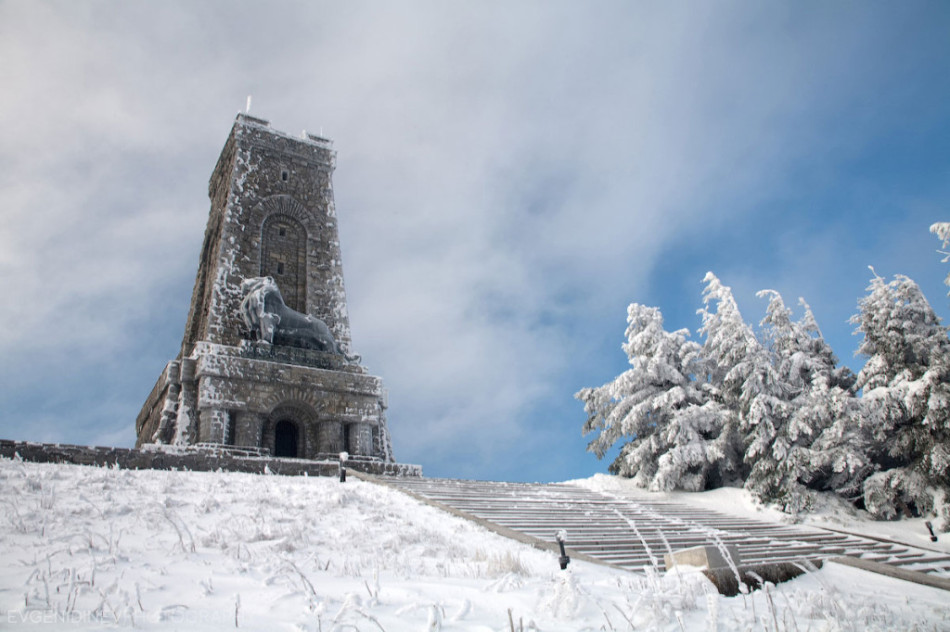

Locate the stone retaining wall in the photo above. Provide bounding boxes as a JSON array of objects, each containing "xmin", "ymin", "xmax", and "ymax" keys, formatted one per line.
[{"xmin": 0, "ymin": 440, "xmax": 421, "ymax": 478}]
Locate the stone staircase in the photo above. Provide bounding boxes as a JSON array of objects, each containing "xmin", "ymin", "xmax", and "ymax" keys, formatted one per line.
[{"xmin": 380, "ymin": 477, "xmax": 950, "ymax": 579}]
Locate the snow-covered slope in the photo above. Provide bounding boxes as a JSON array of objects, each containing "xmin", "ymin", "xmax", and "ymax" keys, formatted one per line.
[{"xmin": 1, "ymin": 458, "xmax": 948, "ymax": 630}]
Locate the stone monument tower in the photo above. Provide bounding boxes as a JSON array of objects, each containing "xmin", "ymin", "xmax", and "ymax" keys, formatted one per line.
[{"xmin": 137, "ymin": 113, "xmax": 393, "ymax": 463}]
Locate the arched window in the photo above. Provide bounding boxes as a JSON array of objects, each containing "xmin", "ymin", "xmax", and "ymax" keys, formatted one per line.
[
  {"xmin": 261, "ymin": 215, "xmax": 307, "ymax": 313},
  {"xmin": 274, "ymin": 420, "xmax": 299, "ymax": 458}
]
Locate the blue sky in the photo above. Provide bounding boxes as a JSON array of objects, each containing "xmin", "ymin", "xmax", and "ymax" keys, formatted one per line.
[{"xmin": 1, "ymin": 1, "xmax": 949, "ymax": 482}]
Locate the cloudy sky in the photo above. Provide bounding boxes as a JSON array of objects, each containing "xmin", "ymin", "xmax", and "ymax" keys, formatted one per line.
[{"xmin": 1, "ymin": 1, "xmax": 949, "ymax": 482}]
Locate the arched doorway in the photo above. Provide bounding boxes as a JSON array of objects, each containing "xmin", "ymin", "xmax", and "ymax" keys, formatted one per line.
[
  {"xmin": 265, "ymin": 402, "xmax": 316, "ymax": 458},
  {"xmin": 274, "ymin": 420, "xmax": 299, "ymax": 458}
]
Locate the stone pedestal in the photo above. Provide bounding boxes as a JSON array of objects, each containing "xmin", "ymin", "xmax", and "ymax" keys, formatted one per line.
[
  {"xmin": 140, "ymin": 341, "xmax": 391, "ymax": 461},
  {"xmin": 663, "ymin": 545, "xmax": 740, "ymax": 570}
]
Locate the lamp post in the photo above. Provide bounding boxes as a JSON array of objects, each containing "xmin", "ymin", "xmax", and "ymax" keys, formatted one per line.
[
  {"xmin": 926, "ymin": 521, "xmax": 938, "ymax": 542},
  {"xmin": 555, "ymin": 530, "xmax": 570, "ymax": 570}
]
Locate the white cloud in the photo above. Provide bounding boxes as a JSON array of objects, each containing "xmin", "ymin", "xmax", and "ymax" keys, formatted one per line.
[{"xmin": 1, "ymin": 1, "xmax": 947, "ymax": 478}]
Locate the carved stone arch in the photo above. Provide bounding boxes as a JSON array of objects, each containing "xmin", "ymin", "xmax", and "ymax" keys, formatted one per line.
[
  {"xmin": 260, "ymin": 213, "xmax": 307, "ymax": 312},
  {"xmin": 261, "ymin": 386, "xmax": 327, "ymax": 414},
  {"xmin": 255, "ymin": 194, "xmax": 316, "ymax": 229},
  {"xmin": 262, "ymin": 401, "xmax": 318, "ymax": 459},
  {"xmin": 253, "ymin": 196, "xmax": 315, "ymax": 314}
]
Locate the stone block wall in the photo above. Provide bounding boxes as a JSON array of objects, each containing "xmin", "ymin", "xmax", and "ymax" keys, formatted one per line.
[{"xmin": 1, "ymin": 440, "xmax": 421, "ymax": 478}]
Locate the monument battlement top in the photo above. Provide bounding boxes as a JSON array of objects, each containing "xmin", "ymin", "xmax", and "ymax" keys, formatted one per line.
[{"xmin": 233, "ymin": 112, "xmax": 334, "ymax": 148}]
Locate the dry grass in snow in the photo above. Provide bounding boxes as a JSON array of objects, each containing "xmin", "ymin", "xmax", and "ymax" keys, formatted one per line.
[{"xmin": 1, "ymin": 458, "xmax": 948, "ymax": 631}]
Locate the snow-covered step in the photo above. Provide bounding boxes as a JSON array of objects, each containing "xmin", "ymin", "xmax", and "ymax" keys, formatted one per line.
[{"xmin": 379, "ymin": 476, "xmax": 950, "ymax": 579}]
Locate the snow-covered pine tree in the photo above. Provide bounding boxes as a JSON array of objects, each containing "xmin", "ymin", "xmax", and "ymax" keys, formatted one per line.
[
  {"xmin": 786, "ymin": 299, "xmax": 869, "ymax": 503},
  {"xmin": 577, "ymin": 303, "xmax": 726, "ymax": 491},
  {"xmin": 851, "ymin": 271, "xmax": 950, "ymax": 527},
  {"xmin": 746, "ymin": 291, "xmax": 861, "ymax": 511},
  {"xmin": 740, "ymin": 290, "xmax": 797, "ymax": 506},
  {"xmin": 697, "ymin": 272, "xmax": 767, "ymax": 485}
]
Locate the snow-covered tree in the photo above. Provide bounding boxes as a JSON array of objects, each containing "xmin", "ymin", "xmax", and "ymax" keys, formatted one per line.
[
  {"xmin": 745, "ymin": 291, "xmax": 862, "ymax": 511},
  {"xmin": 853, "ymin": 271, "xmax": 949, "ymax": 390},
  {"xmin": 792, "ymin": 385, "xmax": 869, "ymax": 505},
  {"xmin": 580, "ymin": 264, "xmax": 950, "ymax": 525},
  {"xmin": 851, "ymin": 271, "xmax": 950, "ymax": 526},
  {"xmin": 697, "ymin": 272, "xmax": 771, "ymax": 484},
  {"xmin": 578, "ymin": 303, "xmax": 729, "ymax": 491}
]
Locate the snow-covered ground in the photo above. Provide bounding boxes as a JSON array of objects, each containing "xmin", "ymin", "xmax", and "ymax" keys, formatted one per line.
[{"xmin": 1, "ymin": 458, "xmax": 948, "ymax": 631}]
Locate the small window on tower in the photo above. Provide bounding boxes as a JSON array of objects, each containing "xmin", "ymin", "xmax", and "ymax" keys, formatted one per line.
[
  {"xmin": 281, "ymin": 170, "xmax": 289, "ymax": 182},
  {"xmin": 277, "ymin": 263, "xmax": 284, "ymax": 275},
  {"xmin": 279, "ymin": 227, "xmax": 286, "ymax": 236}
]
